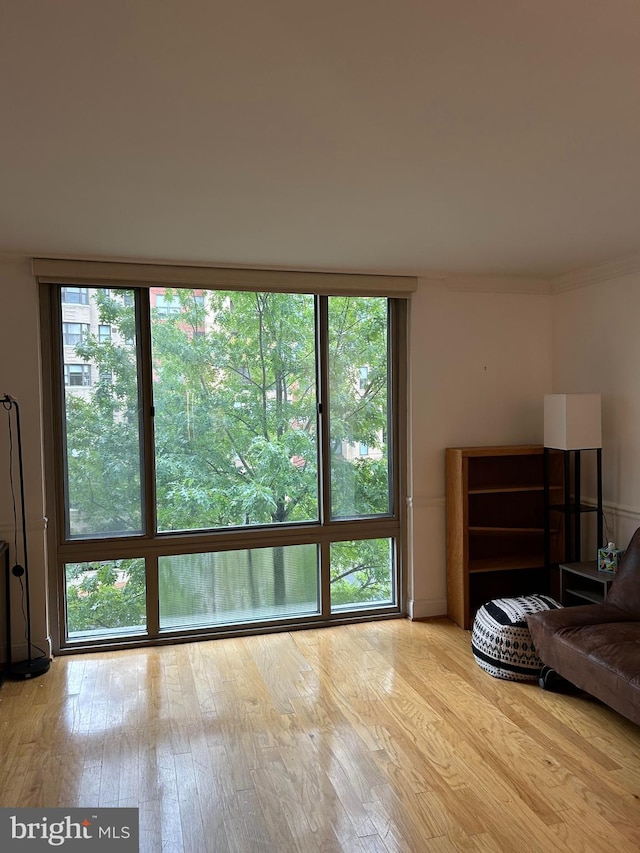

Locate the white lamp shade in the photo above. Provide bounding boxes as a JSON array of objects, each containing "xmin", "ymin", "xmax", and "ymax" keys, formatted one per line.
[{"xmin": 544, "ymin": 393, "xmax": 602, "ymax": 450}]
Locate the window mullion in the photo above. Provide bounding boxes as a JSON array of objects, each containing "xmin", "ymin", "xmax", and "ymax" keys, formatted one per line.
[
  {"xmin": 317, "ymin": 296, "xmax": 331, "ymax": 525},
  {"xmin": 137, "ymin": 288, "xmax": 156, "ymax": 538},
  {"xmin": 317, "ymin": 296, "xmax": 333, "ymax": 615},
  {"xmin": 137, "ymin": 288, "xmax": 160, "ymax": 634}
]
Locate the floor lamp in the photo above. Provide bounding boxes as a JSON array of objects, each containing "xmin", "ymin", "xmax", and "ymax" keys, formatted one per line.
[
  {"xmin": 543, "ymin": 393, "xmax": 603, "ymax": 565},
  {"xmin": 1, "ymin": 394, "xmax": 50, "ymax": 679}
]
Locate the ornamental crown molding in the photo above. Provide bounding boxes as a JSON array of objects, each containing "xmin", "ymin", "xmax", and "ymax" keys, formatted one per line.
[
  {"xmin": 441, "ymin": 252, "xmax": 640, "ymax": 296},
  {"xmin": 440, "ymin": 275, "xmax": 551, "ymax": 295},
  {"xmin": 551, "ymin": 251, "xmax": 640, "ymax": 293}
]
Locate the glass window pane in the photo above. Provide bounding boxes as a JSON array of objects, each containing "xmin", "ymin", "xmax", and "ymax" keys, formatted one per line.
[
  {"xmin": 64, "ymin": 364, "xmax": 91, "ymax": 386},
  {"xmin": 159, "ymin": 544, "xmax": 319, "ymax": 629},
  {"xmin": 61, "ymin": 286, "xmax": 89, "ymax": 305},
  {"xmin": 62, "ymin": 323, "xmax": 90, "ymax": 346},
  {"xmin": 154, "ymin": 292, "xmax": 182, "ymax": 316},
  {"xmin": 60, "ymin": 287, "xmax": 143, "ymax": 538},
  {"xmin": 329, "ymin": 297, "xmax": 390, "ymax": 519},
  {"xmin": 330, "ymin": 538, "xmax": 395, "ymax": 612},
  {"xmin": 65, "ymin": 558, "xmax": 146, "ymax": 639},
  {"xmin": 152, "ymin": 289, "xmax": 318, "ymax": 532}
]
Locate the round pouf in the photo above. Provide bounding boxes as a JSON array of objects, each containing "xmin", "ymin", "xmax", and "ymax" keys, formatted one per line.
[{"xmin": 471, "ymin": 594, "xmax": 563, "ymax": 682}]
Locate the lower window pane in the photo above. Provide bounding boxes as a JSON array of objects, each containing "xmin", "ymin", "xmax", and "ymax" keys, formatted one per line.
[
  {"xmin": 330, "ymin": 538, "xmax": 395, "ymax": 612},
  {"xmin": 65, "ymin": 559, "xmax": 146, "ymax": 639},
  {"xmin": 159, "ymin": 544, "xmax": 319, "ymax": 630}
]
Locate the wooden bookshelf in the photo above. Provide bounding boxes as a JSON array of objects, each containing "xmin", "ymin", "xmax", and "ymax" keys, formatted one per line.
[{"xmin": 446, "ymin": 445, "xmax": 564, "ymax": 629}]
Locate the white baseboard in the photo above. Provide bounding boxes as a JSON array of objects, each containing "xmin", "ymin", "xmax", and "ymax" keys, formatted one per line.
[{"xmin": 408, "ymin": 597, "xmax": 447, "ymax": 620}]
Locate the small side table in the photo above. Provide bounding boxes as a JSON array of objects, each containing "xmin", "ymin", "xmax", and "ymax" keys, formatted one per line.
[{"xmin": 559, "ymin": 561, "xmax": 615, "ymax": 606}]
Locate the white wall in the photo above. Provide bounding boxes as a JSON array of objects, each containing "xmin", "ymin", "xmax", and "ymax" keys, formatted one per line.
[
  {"xmin": 408, "ymin": 278, "xmax": 554, "ymax": 618},
  {"xmin": 0, "ymin": 258, "xmax": 557, "ymax": 657},
  {"xmin": 553, "ymin": 272, "xmax": 640, "ymax": 550},
  {"xmin": 0, "ymin": 257, "xmax": 49, "ymax": 661}
]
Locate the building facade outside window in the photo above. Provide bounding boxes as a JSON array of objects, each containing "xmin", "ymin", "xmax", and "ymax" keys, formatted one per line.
[
  {"xmin": 62, "ymin": 322, "xmax": 90, "ymax": 346},
  {"xmin": 154, "ymin": 293, "xmax": 182, "ymax": 316},
  {"xmin": 61, "ymin": 286, "xmax": 89, "ymax": 305},
  {"xmin": 64, "ymin": 363, "xmax": 91, "ymax": 386}
]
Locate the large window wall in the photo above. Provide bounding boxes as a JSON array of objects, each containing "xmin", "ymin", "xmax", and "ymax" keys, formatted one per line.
[{"xmin": 38, "ymin": 263, "xmax": 413, "ymax": 652}]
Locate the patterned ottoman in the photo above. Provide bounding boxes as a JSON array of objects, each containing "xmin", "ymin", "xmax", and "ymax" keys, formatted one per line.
[{"xmin": 471, "ymin": 594, "xmax": 563, "ymax": 682}]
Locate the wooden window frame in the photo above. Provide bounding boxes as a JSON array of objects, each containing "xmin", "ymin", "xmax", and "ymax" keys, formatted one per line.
[{"xmin": 38, "ymin": 261, "xmax": 413, "ymax": 654}]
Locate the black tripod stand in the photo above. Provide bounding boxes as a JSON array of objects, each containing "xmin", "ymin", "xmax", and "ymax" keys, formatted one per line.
[{"xmin": 2, "ymin": 394, "xmax": 50, "ymax": 679}]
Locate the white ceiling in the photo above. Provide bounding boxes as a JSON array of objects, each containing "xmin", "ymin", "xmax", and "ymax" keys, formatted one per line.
[{"xmin": 2, "ymin": 1, "xmax": 640, "ymax": 278}]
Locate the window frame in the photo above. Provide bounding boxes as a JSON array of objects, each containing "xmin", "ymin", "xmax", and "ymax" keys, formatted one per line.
[
  {"xmin": 38, "ymin": 264, "xmax": 412, "ymax": 655},
  {"xmin": 61, "ymin": 286, "xmax": 89, "ymax": 305},
  {"xmin": 63, "ymin": 363, "xmax": 91, "ymax": 386},
  {"xmin": 62, "ymin": 322, "xmax": 90, "ymax": 346},
  {"xmin": 153, "ymin": 292, "xmax": 182, "ymax": 317}
]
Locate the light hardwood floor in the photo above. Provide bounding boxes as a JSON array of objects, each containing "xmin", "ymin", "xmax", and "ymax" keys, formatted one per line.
[{"xmin": 1, "ymin": 618, "xmax": 639, "ymax": 852}]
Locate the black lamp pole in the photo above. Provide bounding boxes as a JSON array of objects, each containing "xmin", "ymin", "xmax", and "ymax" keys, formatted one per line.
[{"xmin": 2, "ymin": 394, "xmax": 50, "ymax": 679}]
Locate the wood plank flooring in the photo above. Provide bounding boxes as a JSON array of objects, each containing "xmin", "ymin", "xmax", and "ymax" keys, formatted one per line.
[{"xmin": 1, "ymin": 617, "xmax": 639, "ymax": 852}]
